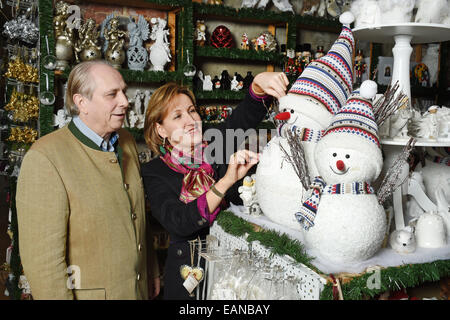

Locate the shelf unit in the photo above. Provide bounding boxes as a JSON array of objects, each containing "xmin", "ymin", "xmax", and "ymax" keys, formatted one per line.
[
  {"xmin": 39, "ymin": 1, "xmax": 447, "ymax": 135},
  {"xmin": 40, "ymin": 0, "xmax": 192, "ymax": 136},
  {"xmin": 39, "ymin": 0, "xmax": 344, "ymax": 136}
]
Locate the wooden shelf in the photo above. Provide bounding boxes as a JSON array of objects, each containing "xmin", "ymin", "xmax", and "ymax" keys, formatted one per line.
[{"xmin": 65, "ymin": 0, "xmax": 186, "ymax": 10}]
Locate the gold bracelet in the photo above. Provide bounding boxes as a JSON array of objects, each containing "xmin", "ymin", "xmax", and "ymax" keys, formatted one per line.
[{"xmin": 210, "ymin": 184, "xmax": 225, "ymax": 198}]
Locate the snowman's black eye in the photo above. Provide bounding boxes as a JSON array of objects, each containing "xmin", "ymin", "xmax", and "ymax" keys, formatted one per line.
[
  {"xmin": 290, "ymin": 109, "xmax": 294, "ymax": 114},
  {"xmin": 332, "ymin": 153, "xmax": 337, "ymax": 157},
  {"xmin": 345, "ymin": 154, "xmax": 350, "ymax": 159},
  {"xmin": 282, "ymin": 108, "xmax": 287, "ymax": 112}
]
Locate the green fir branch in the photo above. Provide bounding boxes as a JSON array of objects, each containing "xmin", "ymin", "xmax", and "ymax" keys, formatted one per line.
[
  {"xmin": 193, "ymin": 3, "xmax": 292, "ymax": 23},
  {"xmin": 195, "ymin": 90, "xmax": 246, "ymax": 101},
  {"xmin": 195, "ymin": 46, "xmax": 284, "ymax": 63},
  {"xmin": 124, "ymin": 127, "xmax": 145, "ymax": 143},
  {"xmin": 320, "ymin": 259, "xmax": 450, "ymax": 300},
  {"xmin": 215, "ymin": 210, "xmax": 317, "ymax": 272}
]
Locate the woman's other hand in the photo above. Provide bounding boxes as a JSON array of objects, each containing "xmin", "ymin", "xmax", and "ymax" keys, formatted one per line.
[{"xmin": 222, "ymin": 149, "xmax": 260, "ymax": 187}]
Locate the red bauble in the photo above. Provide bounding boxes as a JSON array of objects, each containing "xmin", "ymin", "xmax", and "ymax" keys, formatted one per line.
[{"xmin": 210, "ymin": 25, "xmax": 234, "ymax": 48}]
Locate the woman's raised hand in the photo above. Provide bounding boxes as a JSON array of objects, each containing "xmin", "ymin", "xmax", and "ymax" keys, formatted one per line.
[{"xmin": 251, "ymin": 71, "xmax": 289, "ymax": 99}]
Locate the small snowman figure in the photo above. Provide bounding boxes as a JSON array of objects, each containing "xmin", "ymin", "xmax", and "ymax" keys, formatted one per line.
[
  {"xmin": 238, "ymin": 174, "xmax": 261, "ymax": 216},
  {"xmin": 297, "ymin": 80, "xmax": 387, "ymax": 263},
  {"xmin": 255, "ymin": 12, "xmax": 356, "ymax": 231}
]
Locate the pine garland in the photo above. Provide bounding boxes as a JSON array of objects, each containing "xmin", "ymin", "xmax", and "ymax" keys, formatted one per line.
[
  {"xmin": 143, "ymin": 0, "xmax": 188, "ymax": 6},
  {"xmin": 124, "ymin": 127, "xmax": 145, "ymax": 142},
  {"xmin": 8, "ymin": 178, "xmax": 22, "ymax": 300},
  {"xmin": 179, "ymin": 2, "xmax": 194, "ymax": 87},
  {"xmin": 196, "ymin": 46, "xmax": 284, "ymax": 63},
  {"xmin": 59, "ymin": 67, "xmax": 179, "ymax": 84},
  {"xmin": 320, "ymin": 260, "xmax": 450, "ymax": 300},
  {"xmin": 286, "ymin": 16, "xmax": 297, "ymax": 50},
  {"xmin": 119, "ymin": 69, "xmax": 179, "ymax": 83},
  {"xmin": 215, "ymin": 210, "xmax": 317, "ymax": 272},
  {"xmin": 39, "ymin": 0, "xmax": 56, "ymax": 137},
  {"xmin": 39, "ymin": 105, "xmax": 55, "ymax": 138},
  {"xmin": 193, "ymin": 3, "xmax": 292, "ymax": 23},
  {"xmin": 194, "ymin": 90, "xmax": 246, "ymax": 101},
  {"xmin": 295, "ymin": 14, "xmax": 341, "ymax": 31}
]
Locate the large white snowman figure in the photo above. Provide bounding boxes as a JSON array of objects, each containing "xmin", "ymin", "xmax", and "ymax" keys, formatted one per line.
[
  {"xmin": 298, "ymin": 80, "xmax": 387, "ymax": 263},
  {"xmin": 256, "ymin": 12, "xmax": 355, "ymax": 230}
]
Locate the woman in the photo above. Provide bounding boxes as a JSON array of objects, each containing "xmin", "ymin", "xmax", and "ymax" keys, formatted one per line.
[{"xmin": 142, "ymin": 72, "xmax": 288, "ymax": 299}]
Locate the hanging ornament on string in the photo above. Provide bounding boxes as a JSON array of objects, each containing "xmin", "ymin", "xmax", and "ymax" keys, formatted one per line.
[
  {"xmin": 42, "ymin": 35, "xmax": 57, "ymax": 70},
  {"xmin": 183, "ymin": 49, "xmax": 196, "ymax": 77},
  {"xmin": 180, "ymin": 238, "xmax": 204, "ymax": 297},
  {"xmin": 39, "ymin": 73, "xmax": 56, "ymax": 106}
]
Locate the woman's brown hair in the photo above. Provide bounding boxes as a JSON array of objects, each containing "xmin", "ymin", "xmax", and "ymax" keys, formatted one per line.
[{"xmin": 144, "ymin": 82, "xmax": 196, "ymax": 154}]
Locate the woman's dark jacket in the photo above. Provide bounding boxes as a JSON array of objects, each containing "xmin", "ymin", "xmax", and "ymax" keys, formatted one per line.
[{"xmin": 141, "ymin": 91, "xmax": 268, "ymax": 299}]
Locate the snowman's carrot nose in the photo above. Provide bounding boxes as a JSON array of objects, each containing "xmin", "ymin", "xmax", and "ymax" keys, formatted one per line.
[
  {"xmin": 275, "ymin": 111, "xmax": 291, "ymax": 120},
  {"xmin": 336, "ymin": 160, "xmax": 345, "ymax": 171}
]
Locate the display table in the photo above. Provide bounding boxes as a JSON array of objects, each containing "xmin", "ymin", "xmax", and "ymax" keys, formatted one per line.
[{"xmin": 208, "ymin": 205, "xmax": 450, "ymax": 300}]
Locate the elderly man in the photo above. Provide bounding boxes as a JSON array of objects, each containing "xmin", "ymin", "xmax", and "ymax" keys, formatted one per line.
[{"xmin": 16, "ymin": 60, "xmax": 159, "ymax": 300}]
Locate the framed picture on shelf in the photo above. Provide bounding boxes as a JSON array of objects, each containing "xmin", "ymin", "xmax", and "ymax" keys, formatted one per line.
[{"xmin": 376, "ymin": 56, "xmax": 393, "ymax": 86}]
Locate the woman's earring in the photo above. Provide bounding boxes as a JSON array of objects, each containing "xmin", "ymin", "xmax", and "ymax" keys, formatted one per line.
[{"xmin": 163, "ymin": 137, "xmax": 166, "ymax": 146}]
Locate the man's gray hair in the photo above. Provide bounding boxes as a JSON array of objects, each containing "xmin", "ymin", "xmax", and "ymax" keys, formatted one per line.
[{"xmin": 65, "ymin": 60, "xmax": 113, "ymax": 116}]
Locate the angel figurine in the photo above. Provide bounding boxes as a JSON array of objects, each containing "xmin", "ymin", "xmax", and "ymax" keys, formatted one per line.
[
  {"xmin": 54, "ymin": 1, "xmax": 73, "ymax": 40},
  {"xmin": 127, "ymin": 15, "xmax": 150, "ymax": 71},
  {"xmin": 149, "ymin": 18, "xmax": 171, "ymax": 71},
  {"xmin": 74, "ymin": 18, "xmax": 101, "ymax": 63},
  {"xmin": 54, "ymin": 1, "xmax": 75, "ymax": 70},
  {"xmin": 102, "ymin": 16, "xmax": 127, "ymax": 69},
  {"xmin": 53, "ymin": 109, "xmax": 72, "ymax": 129}
]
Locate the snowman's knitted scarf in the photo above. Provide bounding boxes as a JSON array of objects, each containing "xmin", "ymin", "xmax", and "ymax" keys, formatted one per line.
[
  {"xmin": 427, "ymin": 155, "xmax": 450, "ymax": 166},
  {"xmin": 425, "ymin": 147, "xmax": 450, "ymax": 166},
  {"xmin": 295, "ymin": 176, "xmax": 375, "ymax": 230},
  {"xmin": 277, "ymin": 123, "xmax": 324, "ymax": 143}
]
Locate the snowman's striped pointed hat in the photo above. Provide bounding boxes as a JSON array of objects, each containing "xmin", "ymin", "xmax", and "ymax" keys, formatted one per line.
[
  {"xmin": 288, "ymin": 12, "xmax": 355, "ymax": 116},
  {"xmin": 322, "ymin": 80, "xmax": 380, "ymax": 148}
]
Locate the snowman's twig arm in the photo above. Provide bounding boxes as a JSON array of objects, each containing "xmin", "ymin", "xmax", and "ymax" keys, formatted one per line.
[
  {"xmin": 373, "ymin": 81, "xmax": 408, "ymax": 127},
  {"xmin": 376, "ymin": 137, "xmax": 416, "ymax": 205},
  {"xmin": 279, "ymin": 129, "xmax": 311, "ymax": 190}
]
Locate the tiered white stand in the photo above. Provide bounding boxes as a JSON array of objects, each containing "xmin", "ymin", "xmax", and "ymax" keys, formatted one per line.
[
  {"xmin": 353, "ymin": 23, "xmax": 450, "ymax": 231},
  {"xmin": 353, "ymin": 23, "xmax": 450, "ymax": 104}
]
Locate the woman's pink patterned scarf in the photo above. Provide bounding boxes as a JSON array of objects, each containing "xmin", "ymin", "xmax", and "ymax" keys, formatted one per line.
[{"xmin": 159, "ymin": 142, "xmax": 215, "ymax": 203}]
